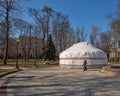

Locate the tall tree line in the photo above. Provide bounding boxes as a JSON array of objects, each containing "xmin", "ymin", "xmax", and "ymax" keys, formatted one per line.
[
  {"xmin": 0, "ymin": 0, "xmax": 21, "ymax": 64},
  {"xmin": 0, "ymin": 1, "xmax": 76, "ymax": 63},
  {"xmin": 28, "ymin": 6, "xmax": 75, "ymax": 53},
  {"xmin": 1, "ymin": 0, "xmax": 118, "ymax": 63}
]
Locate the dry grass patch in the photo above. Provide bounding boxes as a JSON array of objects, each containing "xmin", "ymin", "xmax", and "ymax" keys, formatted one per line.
[
  {"xmin": 0, "ymin": 59, "xmax": 59, "ymax": 68},
  {"xmin": 0, "ymin": 69, "xmax": 15, "ymax": 74}
]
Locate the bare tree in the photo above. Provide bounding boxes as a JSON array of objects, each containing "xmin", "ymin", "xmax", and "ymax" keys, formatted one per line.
[
  {"xmin": 28, "ymin": 7, "xmax": 54, "ymax": 56},
  {"xmin": 75, "ymin": 26, "xmax": 87, "ymax": 43},
  {"xmin": 27, "ymin": 24, "xmax": 33, "ymax": 61},
  {"xmin": 66, "ymin": 28, "xmax": 75, "ymax": 47},
  {"xmin": 0, "ymin": 0, "xmax": 20, "ymax": 64},
  {"xmin": 52, "ymin": 12, "xmax": 72, "ymax": 52},
  {"xmin": 14, "ymin": 18, "xmax": 32, "ymax": 61},
  {"xmin": 99, "ymin": 32, "xmax": 112, "ymax": 50},
  {"xmin": 42, "ymin": 6, "xmax": 54, "ymax": 37},
  {"xmin": 89, "ymin": 24, "xmax": 100, "ymax": 46},
  {"xmin": 28, "ymin": 8, "xmax": 45, "ymax": 54},
  {"xmin": 0, "ymin": 22, "xmax": 5, "ymax": 58},
  {"xmin": 105, "ymin": 0, "xmax": 120, "ymax": 62},
  {"xmin": 111, "ymin": 20, "xmax": 120, "ymax": 48},
  {"xmin": 110, "ymin": 20, "xmax": 120, "ymax": 62},
  {"xmin": 14, "ymin": 18, "xmax": 29, "ymax": 36}
]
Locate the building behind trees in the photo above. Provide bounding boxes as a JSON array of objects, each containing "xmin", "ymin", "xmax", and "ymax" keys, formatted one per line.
[{"xmin": 0, "ymin": 36, "xmax": 43, "ymax": 59}]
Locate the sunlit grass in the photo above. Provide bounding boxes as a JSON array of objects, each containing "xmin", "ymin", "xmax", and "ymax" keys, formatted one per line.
[
  {"xmin": 0, "ymin": 69, "xmax": 14, "ymax": 73},
  {"xmin": 109, "ymin": 62, "xmax": 120, "ymax": 65},
  {"xmin": 0, "ymin": 59, "xmax": 59, "ymax": 68},
  {"xmin": 0, "ymin": 59, "xmax": 59, "ymax": 74}
]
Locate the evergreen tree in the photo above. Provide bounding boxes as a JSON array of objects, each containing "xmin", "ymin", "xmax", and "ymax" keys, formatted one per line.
[{"xmin": 44, "ymin": 35, "xmax": 56, "ymax": 61}]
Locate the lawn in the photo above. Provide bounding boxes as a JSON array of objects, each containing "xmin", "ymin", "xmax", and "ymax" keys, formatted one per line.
[
  {"xmin": 0, "ymin": 59, "xmax": 59, "ymax": 67},
  {"xmin": 0, "ymin": 59, "xmax": 59, "ymax": 74},
  {"xmin": 0, "ymin": 69, "xmax": 14, "ymax": 73}
]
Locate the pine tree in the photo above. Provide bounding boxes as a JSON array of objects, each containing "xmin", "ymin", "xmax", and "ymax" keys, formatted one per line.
[{"xmin": 44, "ymin": 35, "xmax": 56, "ymax": 61}]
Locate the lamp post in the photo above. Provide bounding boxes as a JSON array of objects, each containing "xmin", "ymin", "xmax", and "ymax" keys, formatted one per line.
[{"xmin": 16, "ymin": 39, "xmax": 20, "ymax": 69}]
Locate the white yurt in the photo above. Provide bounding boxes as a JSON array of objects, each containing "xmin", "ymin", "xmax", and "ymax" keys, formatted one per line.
[{"xmin": 59, "ymin": 42, "xmax": 107, "ymax": 69}]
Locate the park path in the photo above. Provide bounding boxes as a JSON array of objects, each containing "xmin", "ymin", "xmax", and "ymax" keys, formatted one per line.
[{"xmin": 0, "ymin": 66, "xmax": 120, "ymax": 96}]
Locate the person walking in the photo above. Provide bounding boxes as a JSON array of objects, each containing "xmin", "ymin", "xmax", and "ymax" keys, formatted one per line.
[{"xmin": 83, "ymin": 59, "xmax": 87, "ymax": 71}]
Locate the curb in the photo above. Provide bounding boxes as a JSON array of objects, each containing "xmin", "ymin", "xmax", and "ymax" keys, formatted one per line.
[
  {"xmin": 60, "ymin": 65, "xmax": 105, "ymax": 69},
  {"xmin": 101, "ymin": 66, "xmax": 120, "ymax": 76},
  {"xmin": 0, "ymin": 69, "xmax": 23, "ymax": 78},
  {"xmin": 101, "ymin": 68, "xmax": 120, "ymax": 76}
]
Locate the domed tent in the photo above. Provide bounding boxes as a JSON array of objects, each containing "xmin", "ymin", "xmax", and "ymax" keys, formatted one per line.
[{"xmin": 59, "ymin": 42, "xmax": 107, "ymax": 69}]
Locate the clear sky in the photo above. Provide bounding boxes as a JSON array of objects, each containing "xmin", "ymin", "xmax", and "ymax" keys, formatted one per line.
[{"xmin": 22, "ymin": 0, "xmax": 118, "ymax": 32}]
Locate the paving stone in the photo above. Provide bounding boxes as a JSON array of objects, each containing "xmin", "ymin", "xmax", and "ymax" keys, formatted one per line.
[{"xmin": 0, "ymin": 67, "xmax": 120, "ymax": 96}]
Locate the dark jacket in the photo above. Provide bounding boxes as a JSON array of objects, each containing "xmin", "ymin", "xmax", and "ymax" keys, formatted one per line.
[{"xmin": 83, "ymin": 59, "xmax": 87, "ymax": 66}]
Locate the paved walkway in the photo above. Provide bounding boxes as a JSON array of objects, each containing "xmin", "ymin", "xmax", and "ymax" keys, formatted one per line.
[{"xmin": 0, "ymin": 66, "xmax": 120, "ymax": 96}]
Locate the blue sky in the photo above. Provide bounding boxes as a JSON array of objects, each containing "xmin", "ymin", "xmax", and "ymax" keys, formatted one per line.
[{"xmin": 22, "ymin": 0, "xmax": 118, "ymax": 32}]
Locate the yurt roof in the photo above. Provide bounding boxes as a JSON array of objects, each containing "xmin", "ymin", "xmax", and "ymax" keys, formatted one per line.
[{"xmin": 60, "ymin": 42, "xmax": 107, "ymax": 58}]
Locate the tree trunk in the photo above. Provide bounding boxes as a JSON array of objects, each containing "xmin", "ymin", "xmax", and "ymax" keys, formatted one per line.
[{"xmin": 3, "ymin": 6, "xmax": 9, "ymax": 64}]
